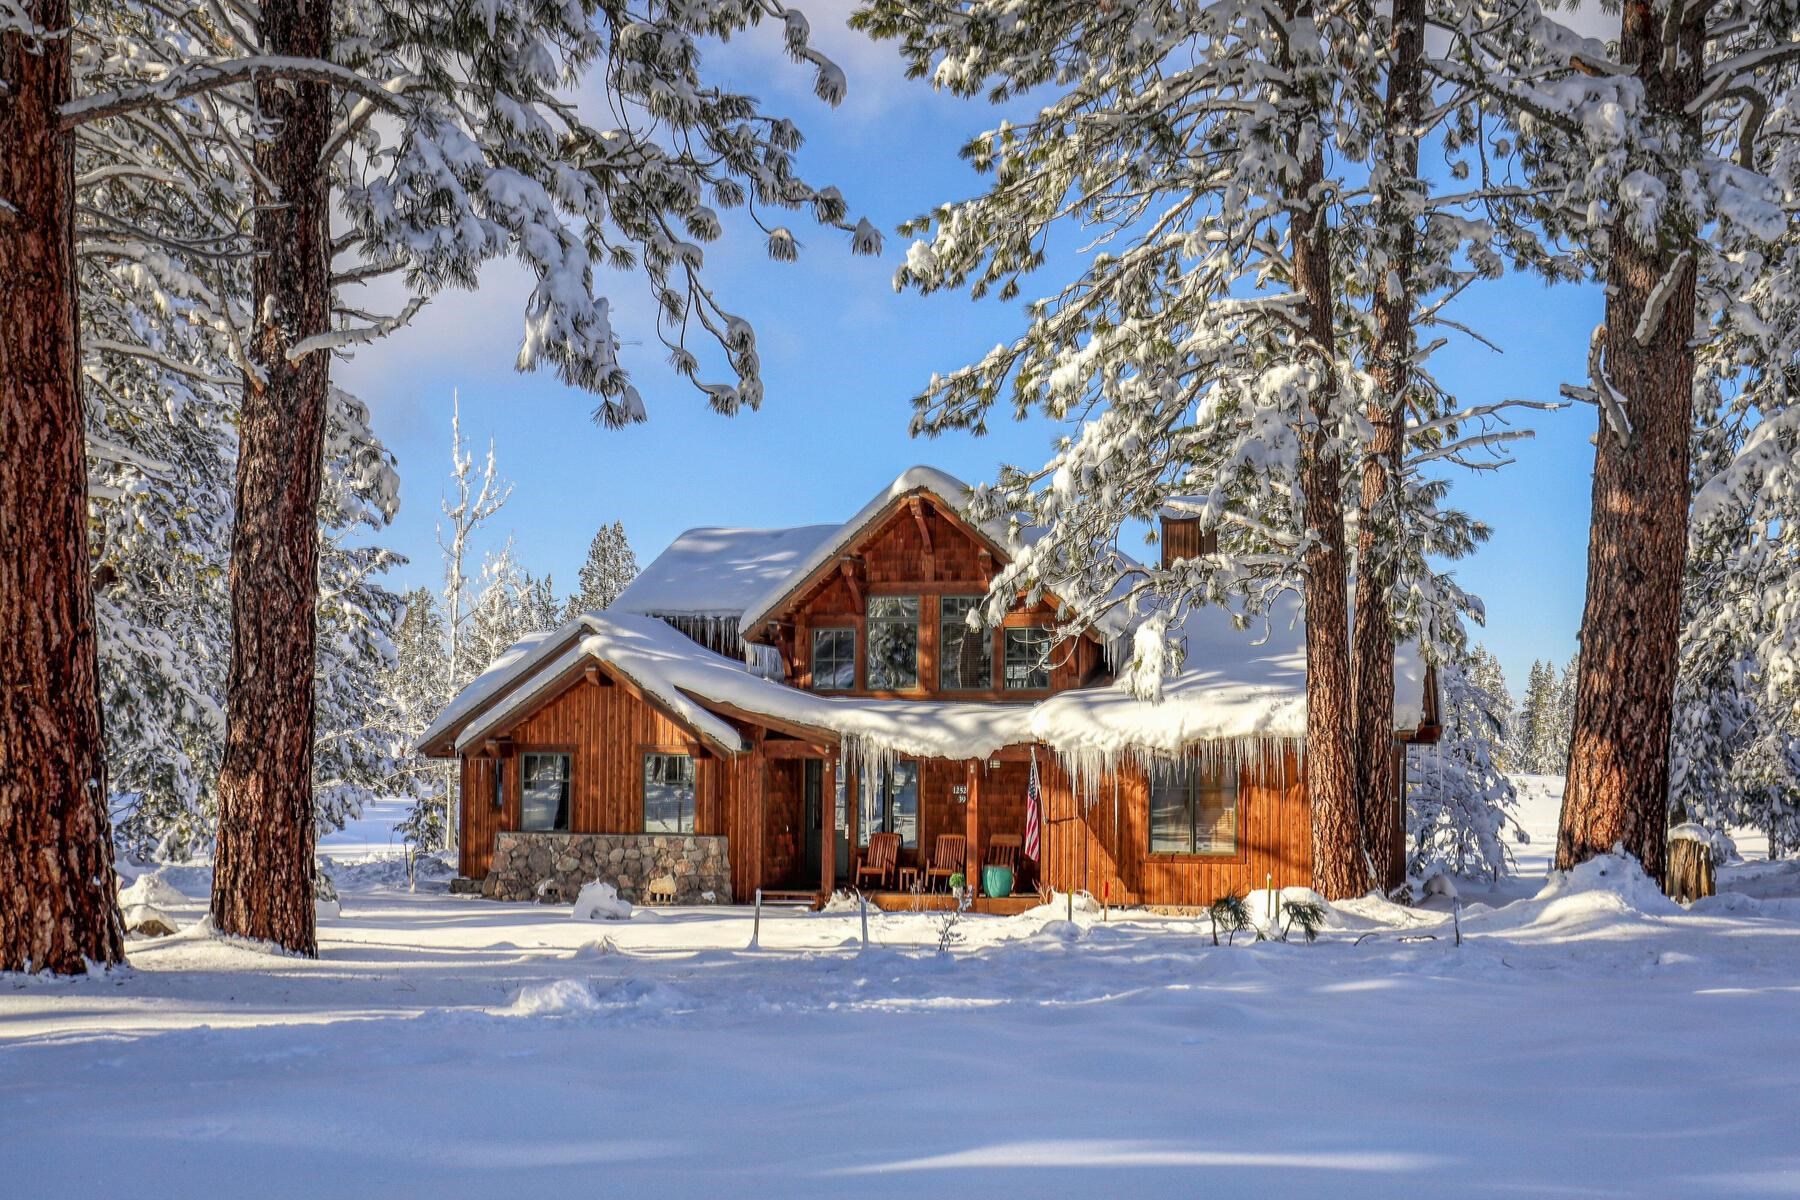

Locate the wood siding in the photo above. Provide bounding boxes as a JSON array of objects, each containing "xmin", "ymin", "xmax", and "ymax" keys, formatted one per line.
[
  {"xmin": 1035, "ymin": 751, "xmax": 1311, "ymax": 907},
  {"xmin": 782, "ymin": 496, "xmax": 1104, "ymax": 698},
  {"xmin": 457, "ymin": 673, "xmax": 719, "ymax": 880}
]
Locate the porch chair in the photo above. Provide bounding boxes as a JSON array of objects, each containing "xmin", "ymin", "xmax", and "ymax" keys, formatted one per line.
[
  {"xmin": 985, "ymin": 834, "xmax": 1022, "ymax": 873},
  {"xmin": 855, "ymin": 832, "xmax": 901, "ymax": 891},
  {"xmin": 925, "ymin": 834, "xmax": 967, "ymax": 892}
]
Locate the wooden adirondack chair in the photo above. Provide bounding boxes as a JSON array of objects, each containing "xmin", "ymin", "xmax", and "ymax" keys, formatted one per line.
[
  {"xmin": 925, "ymin": 834, "xmax": 967, "ymax": 892},
  {"xmin": 856, "ymin": 832, "xmax": 900, "ymax": 890},
  {"xmin": 985, "ymin": 833, "xmax": 1022, "ymax": 872}
]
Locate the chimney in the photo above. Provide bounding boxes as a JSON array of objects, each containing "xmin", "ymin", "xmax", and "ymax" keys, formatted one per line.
[{"xmin": 1159, "ymin": 507, "xmax": 1218, "ymax": 569}]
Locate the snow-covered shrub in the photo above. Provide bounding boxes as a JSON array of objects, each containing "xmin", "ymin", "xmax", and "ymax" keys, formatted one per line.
[
  {"xmin": 572, "ymin": 881, "xmax": 633, "ymax": 921},
  {"xmin": 1407, "ymin": 658, "xmax": 1521, "ymax": 880}
]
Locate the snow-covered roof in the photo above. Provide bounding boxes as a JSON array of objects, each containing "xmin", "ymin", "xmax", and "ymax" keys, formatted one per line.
[
  {"xmin": 735, "ymin": 465, "xmax": 1132, "ymax": 640},
  {"xmin": 416, "ymin": 626, "xmax": 568, "ymax": 754},
  {"xmin": 422, "ymin": 602, "xmax": 1431, "ymax": 773},
  {"xmin": 1033, "ymin": 596, "xmax": 1427, "ymax": 763},
  {"xmin": 610, "ymin": 524, "xmax": 840, "ymax": 619}
]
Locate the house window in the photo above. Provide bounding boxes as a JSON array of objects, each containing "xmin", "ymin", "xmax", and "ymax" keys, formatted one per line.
[
  {"xmin": 940, "ymin": 596, "xmax": 992, "ymax": 691},
  {"xmin": 491, "ymin": 757, "xmax": 504, "ymax": 810},
  {"xmin": 811, "ymin": 628, "xmax": 856, "ymax": 691},
  {"xmin": 520, "ymin": 753, "xmax": 571, "ymax": 831},
  {"xmin": 1003, "ymin": 626, "xmax": 1052, "ymax": 690},
  {"xmin": 1149, "ymin": 764, "xmax": 1239, "ymax": 855},
  {"xmin": 857, "ymin": 761, "xmax": 919, "ymax": 848},
  {"xmin": 643, "ymin": 752, "xmax": 696, "ymax": 834},
  {"xmin": 867, "ymin": 596, "xmax": 920, "ymax": 690}
]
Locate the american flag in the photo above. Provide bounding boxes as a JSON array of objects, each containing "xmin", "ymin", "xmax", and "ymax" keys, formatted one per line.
[{"xmin": 1024, "ymin": 750, "xmax": 1042, "ymax": 861}]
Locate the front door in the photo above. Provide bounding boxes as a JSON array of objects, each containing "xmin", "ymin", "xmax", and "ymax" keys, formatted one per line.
[{"xmin": 802, "ymin": 760, "xmax": 824, "ymax": 884}]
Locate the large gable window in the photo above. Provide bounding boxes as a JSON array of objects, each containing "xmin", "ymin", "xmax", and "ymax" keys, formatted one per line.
[
  {"xmin": 866, "ymin": 596, "xmax": 920, "ymax": 690},
  {"xmin": 1003, "ymin": 626, "xmax": 1052, "ymax": 691},
  {"xmin": 940, "ymin": 596, "xmax": 992, "ymax": 691},
  {"xmin": 643, "ymin": 753, "xmax": 696, "ymax": 834},
  {"xmin": 521, "ymin": 752, "xmax": 571, "ymax": 832},
  {"xmin": 1149, "ymin": 763, "xmax": 1239, "ymax": 855},
  {"xmin": 811, "ymin": 627, "xmax": 856, "ymax": 691}
]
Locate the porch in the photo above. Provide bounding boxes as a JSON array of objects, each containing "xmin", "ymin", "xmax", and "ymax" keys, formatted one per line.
[{"xmin": 752, "ymin": 741, "xmax": 1047, "ymax": 908}]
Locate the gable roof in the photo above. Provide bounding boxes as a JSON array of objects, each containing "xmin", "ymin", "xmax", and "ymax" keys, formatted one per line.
[
  {"xmin": 420, "ymin": 603, "xmax": 1435, "ymax": 769},
  {"xmin": 733, "ymin": 465, "xmax": 1131, "ymax": 643},
  {"xmin": 610, "ymin": 524, "xmax": 840, "ymax": 620}
]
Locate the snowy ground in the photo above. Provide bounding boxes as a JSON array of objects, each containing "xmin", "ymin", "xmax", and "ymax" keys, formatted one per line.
[{"xmin": 7, "ymin": 787, "xmax": 1800, "ymax": 1198}]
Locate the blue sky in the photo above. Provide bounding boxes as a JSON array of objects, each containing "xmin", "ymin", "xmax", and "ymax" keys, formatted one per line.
[{"xmin": 338, "ymin": 2, "xmax": 1604, "ymax": 696}]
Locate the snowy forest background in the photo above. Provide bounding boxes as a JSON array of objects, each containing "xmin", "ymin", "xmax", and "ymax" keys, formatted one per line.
[{"xmin": 18, "ymin": 0, "xmax": 1799, "ymax": 904}]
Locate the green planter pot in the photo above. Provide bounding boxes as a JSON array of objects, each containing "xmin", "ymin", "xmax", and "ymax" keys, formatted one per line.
[{"xmin": 982, "ymin": 865, "xmax": 1014, "ymax": 899}]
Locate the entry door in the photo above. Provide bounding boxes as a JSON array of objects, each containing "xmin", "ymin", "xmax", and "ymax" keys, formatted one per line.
[{"xmin": 802, "ymin": 761, "xmax": 824, "ymax": 883}]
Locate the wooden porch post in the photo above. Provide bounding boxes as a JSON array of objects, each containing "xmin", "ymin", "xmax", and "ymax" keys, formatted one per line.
[
  {"xmin": 845, "ymin": 759, "xmax": 859, "ymax": 882},
  {"xmin": 821, "ymin": 752, "xmax": 838, "ymax": 898},
  {"xmin": 965, "ymin": 759, "xmax": 982, "ymax": 895}
]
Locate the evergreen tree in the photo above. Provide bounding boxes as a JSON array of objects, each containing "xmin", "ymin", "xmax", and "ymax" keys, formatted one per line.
[
  {"xmin": 1514, "ymin": 660, "xmax": 1553, "ymax": 775},
  {"xmin": 1439, "ymin": 0, "xmax": 1800, "ymax": 878},
  {"xmin": 389, "ymin": 589, "xmax": 453, "ymax": 851},
  {"xmin": 1465, "ymin": 646, "xmax": 1516, "ymax": 774},
  {"xmin": 464, "ymin": 550, "xmax": 563, "ymax": 674},
  {"xmin": 1407, "ymin": 653, "xmax": 1522, "ymax": 880},
  {"xmin": 567, "ymin": 521, "xmax": 639, "ymax": 615}
]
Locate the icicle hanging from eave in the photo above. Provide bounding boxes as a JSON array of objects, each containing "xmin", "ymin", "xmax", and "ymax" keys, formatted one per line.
[{"xmin": 1044, "ymin": 734, "xmax": 1305, "ymax": 807}]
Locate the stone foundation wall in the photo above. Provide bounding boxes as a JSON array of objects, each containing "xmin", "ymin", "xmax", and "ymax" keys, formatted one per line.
[{"xmin": 481, "ymin": 831, "xmax": 731, "ymax": 905}]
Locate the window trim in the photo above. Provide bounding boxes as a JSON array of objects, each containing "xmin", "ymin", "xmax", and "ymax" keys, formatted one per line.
[
  {"xmin": 518, "ymin": 749, "xmax": 573, "ymax": 833},
  {"xmin": 809, "ymin": 626, "xmax": 857, "ymax": 692},
  {"xmin": 1146, "ymin": 762, "xmax": 1244, "ymax": 860},
  {"xmin": 641, "ymin": 749, "xmax": 698, "ymax": 835}
]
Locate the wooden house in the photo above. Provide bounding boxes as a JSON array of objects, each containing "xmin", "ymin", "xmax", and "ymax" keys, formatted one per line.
[{"xmin": 417, "ymin": 467, "xmax": 1440, "ymax": 911}]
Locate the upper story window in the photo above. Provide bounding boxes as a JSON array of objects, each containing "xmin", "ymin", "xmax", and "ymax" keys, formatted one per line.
[
  {"xmin": 866, "ymin": 596, "xmax": 920, "ymax": 690},
  {"xmin": 940, "ymin": 596, "xmax": 992, "ymax": 691},
  {"xmin": 1003, "ymin": 626, "xmax": 1052, "ymax": 691},
  {"xmin": 520, "ymin": 752, "xmax": 571, "ymax": 831},
  {"xmin": 811, "ymin": 627, "xmax": 856, "ymax": 691},
  {"xmin": 643, "ymin": 752, "xmax": 696, "ymax": 834},
  {"xmin": 1149, "ymin": 763, "xmax": 1239, "ymax": 855}
]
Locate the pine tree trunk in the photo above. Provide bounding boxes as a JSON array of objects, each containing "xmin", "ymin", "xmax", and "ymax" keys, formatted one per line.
[
  {"xmin": 1282, "ymin": 7, "xmax": 1364, "ymax": 901},
  {"xmin": 0, "ymin": 0, "xmax": 128, "ymax": 974},
  {"xmin": 210, "ymin": 0, "xmax": 333, "ymax": 955},
  {"xmin": 1351, "ymin": 0, "xmax": 1425, "ymax": 887},
  {"xmin": 1556, "ymin": 0, "xmax": 1702, "ymax": 882}
]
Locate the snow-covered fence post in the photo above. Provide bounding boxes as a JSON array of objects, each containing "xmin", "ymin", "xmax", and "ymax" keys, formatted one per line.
[
  {"xmin": 1452, "ymin": 896, "xmax": 1462, "ymax": 948},
  {"xmin": 859, "ymin": 891, "xmax": 869, "ymax": 950},
  {"xmin": 750, "ymin": 887, "xmax": 762, "ymax": 950}
]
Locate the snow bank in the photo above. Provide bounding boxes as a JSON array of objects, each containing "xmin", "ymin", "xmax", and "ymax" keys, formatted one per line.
[
  {"xmin": 572, "ymin": 881, "xmax": 632, "ymax": 921},
  {"xmin": 122, "ymin": 903, "xmax": 180, "ymax": 938},
  {"xmin": 1468, "ymin": 852, "xmax": 1681, "ymax": 936},
  {"xmin": 119, "ymin": 871, "xmax": 188, "ymax": 910},
  {"xmin": 503, "ymin": 977, "xmax": 695, "ymax": 1018},
  {"xmin": 507, "ymin": 978, "xmax": 603, "ymax": 1016}
]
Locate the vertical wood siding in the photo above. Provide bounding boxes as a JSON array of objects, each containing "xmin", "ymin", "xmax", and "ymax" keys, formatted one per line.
[
  {"xmin": 457, "ymin": 674, "xmax": 718, "ymax": 882},
  {"xmin": 1035, "ymin": 751, "xmax": 1311, "ymax": 906}
]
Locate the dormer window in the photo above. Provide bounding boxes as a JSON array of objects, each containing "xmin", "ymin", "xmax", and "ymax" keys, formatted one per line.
[{"xmin": 866, "ymin": 596, "xmax": 919, "ymax": 690}]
